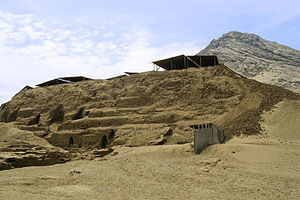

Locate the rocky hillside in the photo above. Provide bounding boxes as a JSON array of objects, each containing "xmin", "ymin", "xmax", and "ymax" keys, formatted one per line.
[
  {"xmin": 198, "ymin": 31, "xmax": 300, "ymax": 94},
  {"xmin": 1, "ymin": 65, "xmax": 299, "ymax": 170}
]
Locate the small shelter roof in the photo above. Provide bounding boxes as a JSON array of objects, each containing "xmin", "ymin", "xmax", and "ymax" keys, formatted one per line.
[
  {"xmin": 60, "ymin": 76, "xmax": 92, "ymax": 82},
  {"xmin": 36, "ymin": 76, "xmax": 92, "ymax": 87},
  {"xmin": 106, "ymin": 75, "xmax": 127, "ymax": 80},
  {"xmin": 124, "ymin": 72, "xmax": 139, "ymax": 76}
]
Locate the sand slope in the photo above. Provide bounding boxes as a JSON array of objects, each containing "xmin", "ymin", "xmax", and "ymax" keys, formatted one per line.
[
  {"xmin": 0, "ymin": 100, "xmax": 299, "ymax": 199},
  {"xmin": 0, "ymin": 139, "xmax": 298, "ymax": 199}
]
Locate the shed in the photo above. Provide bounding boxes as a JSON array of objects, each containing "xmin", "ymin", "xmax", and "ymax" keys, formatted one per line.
[{"xmin": 191, "ymin": 123, "xmax": 225, "ymax": 152}]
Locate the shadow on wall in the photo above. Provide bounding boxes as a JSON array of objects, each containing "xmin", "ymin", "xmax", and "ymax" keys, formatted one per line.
[
  {"xmin": 69, "ymin": 137, "xmax": 74, "ymax": 147},
  {"xmin": 101, "ymin": 135, "xmax": 107, "ymax": 148},
  {"xmin": 109, "ymin": 130, "xmax": 115, "ymax": 139}
]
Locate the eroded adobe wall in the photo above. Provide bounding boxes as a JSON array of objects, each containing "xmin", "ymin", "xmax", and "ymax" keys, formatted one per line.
[{"xmin": 46, "ymin": 128, "xmax": 114, "ymax": 149}]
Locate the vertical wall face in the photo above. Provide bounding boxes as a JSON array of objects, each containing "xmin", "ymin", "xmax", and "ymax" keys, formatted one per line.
[
  {"xmin": 194, "ymin": 129, "xmax": 205, "ymax": 149},
  {"xmin": 194, "ymin": 123, "xmax": 224, "ymax": 151},
  {"xmin": 47, "ymin": 130, "xmax": 115, "ymax": 149}
]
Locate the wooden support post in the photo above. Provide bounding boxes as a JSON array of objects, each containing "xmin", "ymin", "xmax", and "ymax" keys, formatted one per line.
[
  {"xmin": 186, "ymin": 56, "xmax": 201, "ymax": 68},
  {"xmin": 187, "ymin": 57, "xmax": 189, "ymax": 68},
  {"xmin": 184, "ymin": 57, "xmax": 187, "ymax": 69}
]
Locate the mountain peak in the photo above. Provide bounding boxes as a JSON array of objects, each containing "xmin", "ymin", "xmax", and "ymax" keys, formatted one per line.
[{"xmin": 198, "ymin": 31, "xmax": 300, "ymax": 93}]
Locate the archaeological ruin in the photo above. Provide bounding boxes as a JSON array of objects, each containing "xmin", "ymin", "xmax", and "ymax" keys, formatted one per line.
[{"xmin": 191, "ymin": 123, "xmax": 225, "ymax": 152}]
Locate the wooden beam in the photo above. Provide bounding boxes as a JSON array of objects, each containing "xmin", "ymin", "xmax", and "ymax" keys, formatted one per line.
[
  {"xmin": 187, "ymin": 57, "xmax": 189, "ymax": 68},
  {"xmin": 187, "ymin": 56, "xmax": 201, "ymax": 68},
  {"xmin": 200, "ymin": 56, "xmax": 202, "ymax": 66}
]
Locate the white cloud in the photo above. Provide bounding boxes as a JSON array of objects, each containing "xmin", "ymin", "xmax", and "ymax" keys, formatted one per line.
[
  {"xmin": 93, "ymin": 30, "xmax": 99, "ymax": 37},
  {"xmin": 0, "ymin": 11, "xmax": 202, "ymax": 104},
  {"xmin": 102, "ymin": 32, "xmax": 114, "ymax": 38}
]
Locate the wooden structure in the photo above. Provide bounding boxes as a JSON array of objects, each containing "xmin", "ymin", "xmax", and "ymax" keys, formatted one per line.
[
  {"xmin": 191, "ymin": 123, "xmax": 225, "ymax": 152},
  {"xmin": 106, "ymin": 72, "xmax": 139, "ymax": 81},
  {"xmin": 124, "ymin": 72, "xmax": 139, "ymax": 76},
  {"xmin": 106, "ymin": 75, "xmax": 127, "ymax": 81},
  {"xmin": 36, "ymin": 76, "xmax": 92, "ymax": 87},
  {"xmin": 152, "ymin": 55, "xmax": 221, "ymax": 71}
]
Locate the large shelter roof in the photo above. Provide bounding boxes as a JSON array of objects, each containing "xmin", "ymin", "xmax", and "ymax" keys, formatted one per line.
[{"xmin": 152, "ymin": 55, "xmax": 221, "ymax": 70}]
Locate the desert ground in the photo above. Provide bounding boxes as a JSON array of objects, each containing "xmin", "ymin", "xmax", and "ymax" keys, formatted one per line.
[{"xmin": 0, "ymin": 99, "xmax": 299, "ymax": 200}]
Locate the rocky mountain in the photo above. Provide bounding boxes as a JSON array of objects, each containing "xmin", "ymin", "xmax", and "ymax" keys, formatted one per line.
[{"xmin": 198, "ymin": 31, "xmax": 300, "ymax": 94}]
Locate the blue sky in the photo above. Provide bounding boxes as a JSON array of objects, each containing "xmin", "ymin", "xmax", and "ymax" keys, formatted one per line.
[{"xmin": 0, "ymin": 0, "xmax": 299, "ymax": 104}]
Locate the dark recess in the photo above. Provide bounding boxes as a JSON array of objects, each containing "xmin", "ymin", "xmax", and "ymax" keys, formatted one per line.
[
  {"xmin": 101, "ymin": 135, "xmax": 108, "ymax": 148},
  {"xmin": 72, "ymin": 107, "xmax": 84, "ymax": 120},
  {"xmin": 28, "ymin": 114, "xmax": 41, "ymax": 125},
  {"xmin": 109, "ymin": 130, "xmax": 115, "ymax": 139},
  {"xmin": 68, "ymin": 137, "xmax": 74, "ymax": 147},
  {"xmin": 49, "ymin": 104, "xmax": 64, "ymax": 124}
]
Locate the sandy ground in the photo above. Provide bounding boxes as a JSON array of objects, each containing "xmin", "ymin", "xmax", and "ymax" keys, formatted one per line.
[
  {"xmin": 0, "ymin": 100, "xmax": 299, "ymax": 200},
  {"xmin": 0, "ymin": 138, "xmax": 299, "ymax": 200}
]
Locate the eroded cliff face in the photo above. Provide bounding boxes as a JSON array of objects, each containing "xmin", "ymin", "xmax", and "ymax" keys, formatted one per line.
[
  {"xmin": 0, "ymin": 65, "xmax": 298, "ymax": 170},
  {"xmin": 198, "ymin": 31, "xmax": 300, "ymax": 94}
]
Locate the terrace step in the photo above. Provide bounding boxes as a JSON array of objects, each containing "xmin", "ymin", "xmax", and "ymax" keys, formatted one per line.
[
  {"xmin": 58, "ymin": 110, "xmax": 193, "ymax": 131},
  {"xmin": 88, "ymin": 107, "xmax": 141, "ymax": 118}
]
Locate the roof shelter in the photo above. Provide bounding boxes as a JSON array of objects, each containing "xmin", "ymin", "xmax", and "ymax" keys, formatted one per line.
[
  {"xmin": 124, "ymin": 72, "xmax": 139, "ymax": 76},
  {"xmin": 106, "ymin": 72, "xmax": 139, "ymax": 80},
  {"xmin": 152, "ymin": 55, "xmax": 221, "ymax": 71},
  {"xmin": 36, "ymin": 76, "xmax": 92, "ymax": 87},
  {"xmin": 106, "ymin": 75, "xmax": 127, "ymax": 80}
]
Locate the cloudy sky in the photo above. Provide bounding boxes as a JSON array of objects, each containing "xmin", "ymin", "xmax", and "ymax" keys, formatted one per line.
[{"xmin": 0, "ymin": 0, "xmax": 299, "ymax": 104}]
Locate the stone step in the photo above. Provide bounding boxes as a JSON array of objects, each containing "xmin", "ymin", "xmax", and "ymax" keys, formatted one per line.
[
  {"xmin": 58, "ymin": 110, "xmax": 194, "ymax": 131},
  {"xmin": 17, "ymin": 125, "xmax": 47, "ymax": 132},
  {"xmin": 88, "ymin": 107, "xmax": 141, "ymax": 118},
  {"xmin": 58, "ymin": 115, "xmax": 144, "ymax": 130}
]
